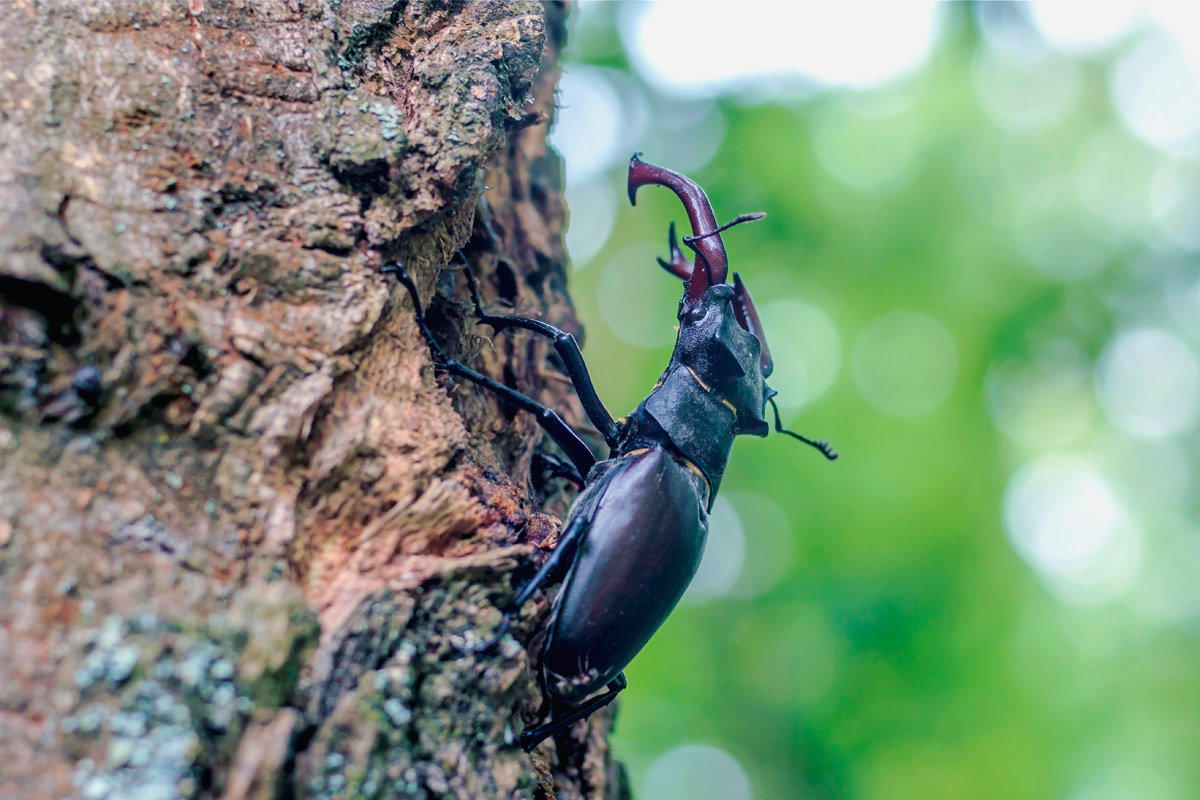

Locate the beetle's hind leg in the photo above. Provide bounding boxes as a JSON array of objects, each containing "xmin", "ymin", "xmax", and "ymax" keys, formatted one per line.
[
  {"xmin": 381, "ymin": 262, "xmax": 597, "ymax": 477},
  {"xmin": 520, "ymin": 672, "xmax": 627, "ymax": 751}
]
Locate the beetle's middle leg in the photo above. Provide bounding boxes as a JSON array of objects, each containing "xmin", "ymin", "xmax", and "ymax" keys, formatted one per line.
[
  {"xmin": 381, "ymin": 262, "xmax": 597, "ymax": 477},
  {"xmin": 520, "ymin": 672, "xmax": 628, "ymax": 751}
]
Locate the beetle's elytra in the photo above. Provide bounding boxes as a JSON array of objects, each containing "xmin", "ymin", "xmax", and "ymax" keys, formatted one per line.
[{"xmin": 383, "ymin": 154, "xmax": 835, "ymax": 751}]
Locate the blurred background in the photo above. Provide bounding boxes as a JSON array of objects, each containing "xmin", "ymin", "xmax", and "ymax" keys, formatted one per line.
[{"xmin": 547, "ymin": 3, "xmax": 1200, "ymax": 799}]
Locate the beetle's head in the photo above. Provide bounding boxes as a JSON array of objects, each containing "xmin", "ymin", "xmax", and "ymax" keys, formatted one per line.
[
  {"xmin": 626, "ymin": 155, "xmax": 837, "ymax": 458},
  {"xmin": 628, "ymin": 154, "xmax": 775, "ymax": 435},
  {"xmin": 627, "ymin": 154, "xmax": 774, "ymax": 381}
]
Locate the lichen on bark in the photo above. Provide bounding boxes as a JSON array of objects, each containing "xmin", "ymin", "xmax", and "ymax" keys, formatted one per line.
[{"xmin": 0, "ymin": 1, "xmax": 627, "ymax": 797}]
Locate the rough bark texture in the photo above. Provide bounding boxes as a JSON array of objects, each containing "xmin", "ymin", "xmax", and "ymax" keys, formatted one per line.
[{"xmin": 0, "ymin": 2, "xmax": 627, "ymax": 798}]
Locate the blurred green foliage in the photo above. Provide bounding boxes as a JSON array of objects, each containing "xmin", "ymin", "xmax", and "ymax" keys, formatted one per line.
[{"xmin": 550, "ymin": 4, "xmax": 1200, "ymax": 799}]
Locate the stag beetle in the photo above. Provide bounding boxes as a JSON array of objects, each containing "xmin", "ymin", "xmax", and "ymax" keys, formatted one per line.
[{"xmin": 382, "ymin": 154, "xmax": 836, "ymax": 751}]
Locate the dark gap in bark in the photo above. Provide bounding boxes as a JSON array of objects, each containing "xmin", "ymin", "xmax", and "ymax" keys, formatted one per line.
[
  {"xmin": 331, "ymin": 159, "xmax": 391, "ymax": 197},
  {"xmin": 493, "ymin": 259, "xmax": 519, "ymax": 305},
  {"xmin": 0, "ymin": 275, "xmax": 80, "ymax": 346}
]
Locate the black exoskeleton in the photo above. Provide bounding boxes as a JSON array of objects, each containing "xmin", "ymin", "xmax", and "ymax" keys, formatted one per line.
[{"xmin": 382, "ymin": 154, "xmax": 835, "ymax": 752}]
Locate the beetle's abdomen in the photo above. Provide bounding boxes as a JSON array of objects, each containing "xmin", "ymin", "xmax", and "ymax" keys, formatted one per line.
[{"xmin": 543, "ymin": 446, "xmax": 708, "ymax": 703}]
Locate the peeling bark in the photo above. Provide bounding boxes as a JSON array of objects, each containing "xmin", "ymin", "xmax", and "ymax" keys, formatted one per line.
[{"xmin": 0, "ymin": 2, "xmax": 627, "ymax": 798}]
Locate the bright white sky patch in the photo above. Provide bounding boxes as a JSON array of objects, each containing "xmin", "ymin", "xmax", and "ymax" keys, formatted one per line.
[
  {"xmin": 1029, "ymin": 0, "xmax": 1143, "ymax": 54},
  {"xmin": 622, "ymin": 2, "xmax": 941, "ymax": 96}
]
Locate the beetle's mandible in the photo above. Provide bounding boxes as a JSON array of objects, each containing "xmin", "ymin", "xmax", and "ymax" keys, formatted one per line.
[{"xmin": 382, "ymin": 154, "xmax": 836, "ymax": 751}]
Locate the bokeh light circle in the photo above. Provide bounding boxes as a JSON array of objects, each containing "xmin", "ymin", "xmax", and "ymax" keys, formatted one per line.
[
  {"xmin": 1014, "ymin": 180, "xmax": 1117, "ymax": 280},
  {"xmin": 641, "ymin": 744, "xmax": 753, "ymax": 800},
  {"xmin": 851, "ymin": 310, "xmax": 957, "ymax": 416},
  {"xmin": 596, "ymin": 244, "xmax": 683, "ymax": 349},
  {"xmin": 1072, "ymin": 126, "xmax": 1160, "ymax": 234},
  {"xmin": 1149, "ymin": 162, "xmax": 1200, "ymax": 249},
  {"xmin": 1095, "ymin": 327, "xmax": 1200, "ymax": 438},
  {"xmin": 725, "ymin": 490, "xmax": 795, "ymax": 599},
  {"xmin": 550, "ymin": 65, "xmax": 648, "ymax": 184},
  {"xmin": 985, "ymin": 346, "xmax": 1095, "ymax": 447},
  {"xmin": 683, "ymin": 496, "xmax": 745, "ymax": 605},
  {"xmin": 758, "ymin": 299, "xmax": 841, "ymax": 413},
  {"xmin": 973, "ymin": 47, "xmax": 1080, "ymax": 132},
  {"xmin": 1111, "ymin": 34, "xmax": 1200, "ymax": 155},
  {"xmin": 1003, "ymin": 455, "xmax": 1143, "ymax": 604},
  {"xmin": 811, "ymin": 108, "xmax": 922, "ymax": 191},
  {"xmin": 564, "ymin": 177, "xmax": 617, "ymax": 268},
  {"xmin": 1131, "ymin": 523, "xmax": 1200, "ymax": 625}
]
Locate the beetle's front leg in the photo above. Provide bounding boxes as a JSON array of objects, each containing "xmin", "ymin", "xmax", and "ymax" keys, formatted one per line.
[
  {"xmin": 381, "ymin": 262, "xmax": 598, "ymax": 477},
  {"xmin": 460, "ymin": 264, "xmax": 622, "ymax": 450}
]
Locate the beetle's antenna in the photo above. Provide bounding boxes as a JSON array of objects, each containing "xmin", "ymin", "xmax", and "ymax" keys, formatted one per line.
[
  {"xmin": 768, "ymin": 397, "xmax": 838, "ymax": 460},
  {"xmin": 682, "ymin": 212, "xmax": 766, "ymax": 245}
]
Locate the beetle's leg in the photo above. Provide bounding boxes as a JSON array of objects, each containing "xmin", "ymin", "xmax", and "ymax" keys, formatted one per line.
[
  {"xmin": 520, "ymin": 672, "xmax": 627, "ymax": 751},
  {"xmin": 460, "ymin": 265, "xmax": 621, "ymax": 450},
  {"xmin": 477, "ymin": 513, "xmax": 589, "ymax": 652},
  {"xmin": 768, "ymin": 396, "xmax": 838, "ymax": 460},
  {"xmin": 382, "ymin": 262, "xmax": 597, "ymax": 476},
  {"xmin": 532, "ymin": 449, "xmax": 586, "ymax": 490}
]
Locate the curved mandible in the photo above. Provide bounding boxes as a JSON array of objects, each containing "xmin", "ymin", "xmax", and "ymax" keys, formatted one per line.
[
  {"xmin": 627, "ymin": 154, "xmax": 728, "ymax": 305},
  {"xmin": 733, "ymin": 272, "xmax": 773, "ymax": 377},
  {"xmin": 656, "ymin": 221, "xmax": 693, "ymax": 280}
]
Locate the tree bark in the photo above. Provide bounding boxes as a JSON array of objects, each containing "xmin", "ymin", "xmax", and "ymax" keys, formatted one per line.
[{"xmin": 0, "ymin": 1, "xmax": 627, "ymax": 798}]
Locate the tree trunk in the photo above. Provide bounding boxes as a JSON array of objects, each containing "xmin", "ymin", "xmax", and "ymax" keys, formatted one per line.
[{"xmin": 0, "ymin": 1, "xmax": 627, "ymax": 798}]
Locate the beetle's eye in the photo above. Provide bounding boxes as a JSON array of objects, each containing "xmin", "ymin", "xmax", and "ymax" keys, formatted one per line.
[{"xmin": 684, "ymin": 305, "xmax": 706, "ymax": 325}]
